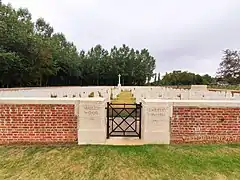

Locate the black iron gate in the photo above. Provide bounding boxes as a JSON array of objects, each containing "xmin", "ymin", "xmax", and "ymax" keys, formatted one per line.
[{"xmin": 106, "ymin": 102, "xmax": 142, "ymax": 138}]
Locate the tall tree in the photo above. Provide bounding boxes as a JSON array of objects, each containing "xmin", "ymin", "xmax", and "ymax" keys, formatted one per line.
[
  {"xmin": 0, "ymin": 2, "xmax": 157, "ymax": 87},
  {"xmin": 161, "ymin": 71, "xmax": 211, "ymax": 86},
  {"xmin": 157, "ymin": 73, "xmax": 161, "ymax": 85},
  {"xmin": 202, "ymin": 74, "xmax": 213, "ymax": 85},
  {"xmin": 0, "ymin": 3, "xmax": 34, "ymax": 87},
  {"xmin": 154, "ymin": 73, "xmax": 157, "ymax": 85},
  {"xmin": 217, "ymin": 49, "xmax": 240, "ymax": 84}
]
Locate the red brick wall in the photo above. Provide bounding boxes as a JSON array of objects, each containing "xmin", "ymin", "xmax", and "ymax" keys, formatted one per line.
[
  {"xmin": 171, "ymin": 107, "xmax": 240, "ymax": 144},
  {"xmin": 0, "ymin": 104, "xmax": 77, "ymax": 144}
]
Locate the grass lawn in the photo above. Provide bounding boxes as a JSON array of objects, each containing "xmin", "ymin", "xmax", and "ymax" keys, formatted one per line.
[
  {"xmin": 110, "ymin": 91, "xmax": 137, "ymax": 117},
  {"xmin": 111, "ymin": 90, "xmax": 136, "ymax": 104},
  {"xmin": 111, "ymin": 91, "xmax": 136, "ymax": 110},
  {"xmin": 0, "ymin": 144, "xmax": 240, "ymax": 180}
]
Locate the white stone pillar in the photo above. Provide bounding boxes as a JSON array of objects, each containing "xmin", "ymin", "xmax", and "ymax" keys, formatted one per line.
[
  {"xmin": 77, "ymin": 98, "xmax": 106, "ymax": 144},
  {"xmin": 141, "ymin": 99, "xmax": 172, "ymax": 144}
]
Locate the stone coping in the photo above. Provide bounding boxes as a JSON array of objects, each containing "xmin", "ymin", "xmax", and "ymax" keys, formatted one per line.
[
  {"xmin": 0, "ymin": 97, "xmax": 105, "ymax": 104},
  {"xmin": 142, "ymin": 99, "xmax": 240, "ymax": 107},
  {"xmin": 0, "ymin": 97, "xmax": 239, "ymax": 107}
]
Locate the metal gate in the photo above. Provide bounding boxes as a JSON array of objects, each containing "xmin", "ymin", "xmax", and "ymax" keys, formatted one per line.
[{"xmin": 106, "ymin": 102, "xmax": 142, "ymax": 138}]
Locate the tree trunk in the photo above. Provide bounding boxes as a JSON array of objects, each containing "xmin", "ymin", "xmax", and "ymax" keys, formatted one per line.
[{"xmin": 39, "ymin": 75, "xmax": 42, "ymax": 87}]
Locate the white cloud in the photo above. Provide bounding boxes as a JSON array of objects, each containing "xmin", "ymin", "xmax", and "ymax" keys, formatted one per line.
[{"xmin": 3, "ymin": 0, "xmax": 240, "ymax": 76}]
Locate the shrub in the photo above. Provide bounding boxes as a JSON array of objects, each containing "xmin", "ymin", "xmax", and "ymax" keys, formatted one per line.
[
  {"xmin": 51, "ymin": 94, "xmax": 57, "ymax": 98},
  {"xmin": 98, "ymin": 91, "xmax": 103, "ymax": 97},
  {"xmin": 88, "ymin": 92, "xmax": 94, "ymax": 97}
]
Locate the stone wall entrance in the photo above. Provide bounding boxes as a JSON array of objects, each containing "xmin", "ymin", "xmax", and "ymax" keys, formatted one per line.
[{"xmin": 0, "ymin": 97, "xmax": 239, "ymax": 145}]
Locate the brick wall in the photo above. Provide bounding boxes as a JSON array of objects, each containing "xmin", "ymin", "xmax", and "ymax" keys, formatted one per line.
[
  {"xmin": 171, "ymin": 107, "xmax": 240, "ymax": 144},
  {"xmin": 0, "ymin": 104, "xmax": 77, "ymax": 144}
]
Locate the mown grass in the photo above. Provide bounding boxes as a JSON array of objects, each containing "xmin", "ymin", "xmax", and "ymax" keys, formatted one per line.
[
  {"xmin": 0, "ymin": 144, "xmax": 239, "ymax": 180},
  {"xmin": 111, "ymin": 90, "xmax": 136, "ymax": 104},
  {"xmin": 109, "ymin": 91, "xmax": 137, "ymax": 117},
  {"xmin": 111, "ymin": 91, "xmax": 136, "ymax": 109}
]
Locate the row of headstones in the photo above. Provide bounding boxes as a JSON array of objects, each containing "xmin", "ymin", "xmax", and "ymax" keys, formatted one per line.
[
  {"xmin": 0, "ymin": 87, "xmax": 114, "ymax": 101},
  {"xmin": 120, "ymin": 86, "xmax": 240, "ymax": 103},
  {"xmin": 111, "ymin": 87, "xmax": 121, "ymax": 99},
  {"xmin": 48, "ymin": 87, "xmax": 112, "ymax": 100},
  {"xmin": 1, "ymin": 86, "xmax": 240, "ymax": 102}
]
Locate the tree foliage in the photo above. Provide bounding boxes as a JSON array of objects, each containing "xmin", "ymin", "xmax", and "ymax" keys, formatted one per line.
[
  {"xmin": 151, "ymin": 72, "xmax": 161, "ymax": 86},
  {"xmin": 160, "ymin": 71, "xmax": 214, "ymax": 86},
  {"xmin": 217, "ymin": 49, "xmax": 240, "ymax": 85},
  {"xmin": 0, "ymin": 3, "xmax": 156, "ymax": 87}
]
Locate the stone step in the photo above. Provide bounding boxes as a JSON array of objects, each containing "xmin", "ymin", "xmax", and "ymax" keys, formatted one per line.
[{"xmin": 105, "ymin": 137, "xmax": 144, "ymax": 145}]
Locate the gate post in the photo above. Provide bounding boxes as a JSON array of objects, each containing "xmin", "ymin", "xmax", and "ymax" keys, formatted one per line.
[
  {"xmin": 141, "ymin": 99, "xmax": 172, "ymax": 144},
  {"xmin": 77, "ymin": 98, "xmax": 106, "ymax": 145},
  {"xmin": 106, "ymin": 102, "xmax": 110, "ymax": 139},
  {"xmin": 139, "ymin": 102, "xmax": 142, "ymax": 139}
]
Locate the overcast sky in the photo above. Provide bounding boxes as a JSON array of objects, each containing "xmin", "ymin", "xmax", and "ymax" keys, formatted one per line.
[{"xmin": 3, "ymin": 0, "xmax": 240, "ymax": 77}]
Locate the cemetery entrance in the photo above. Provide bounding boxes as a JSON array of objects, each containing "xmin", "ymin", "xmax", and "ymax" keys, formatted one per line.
[{"xmin": 106, "ymin": 102, "xmax": 142, "ymax": 138}]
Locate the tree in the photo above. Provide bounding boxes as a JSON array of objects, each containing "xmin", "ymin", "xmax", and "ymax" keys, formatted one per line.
[
  {"xmin": 161, "ymin": 71, "xmax": 212, "ymax": 86},
  {"xmin": 133, "ymin": 48, "xmax": 155, "ymax": 85},
  {"xmin": 157, "ymin": 73, "xmax": 161, "ymax": 85},
  {"xmin": 0, "ymin": 2, "xmax": 156, "ymax": 87},
  {"xmin": 202, "ymin": 74, "xmax": 213, "ymax": 85},
  {"xmin": 153, "ymin": 73, "xmax": 157, "ymax": 85},
  {"xmin": 0, "ymin": 50, "xmax": 23, "ymax": 87},
  {"xmin": 217, "ymin": 49, "xmax": 240, "ymax": 85},
  {"xmin": 0, "ymin": 3, "xmax": 35, "ymax": 87},
  {"xmin": 35, "ymin": 18, "xmax": 53, "ymax": 37}
]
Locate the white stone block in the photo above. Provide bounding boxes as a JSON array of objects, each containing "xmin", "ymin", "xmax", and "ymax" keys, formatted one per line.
[
  {"xmin": 77, "ymin": 98, "xmax": 106, "ymax": 145},
  {"xmin": 141, "ymin": 100, "xmax": 172, "ymax": 144}
]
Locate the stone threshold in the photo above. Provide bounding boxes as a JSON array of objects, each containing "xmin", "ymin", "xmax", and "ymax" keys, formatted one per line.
[{"xmin": 105, "ymin": 137, "xmax": 145, "ymax": 145}]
